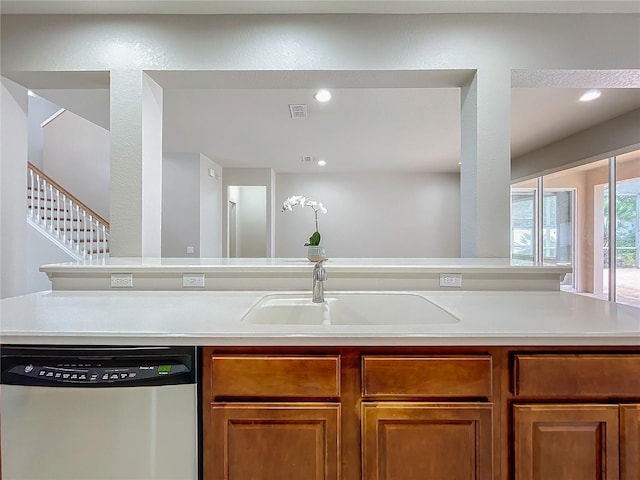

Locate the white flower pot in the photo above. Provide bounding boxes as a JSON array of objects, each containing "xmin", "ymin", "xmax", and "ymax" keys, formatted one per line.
[{"xmin": 307, "ymin": 245, "xmax": 326, "ymax": 262}]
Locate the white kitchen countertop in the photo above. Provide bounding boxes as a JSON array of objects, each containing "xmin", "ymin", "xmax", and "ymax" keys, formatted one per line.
[
  {"xmin": 41, "ymin": 257, "xmax": 571, "ymax": 274},
  {"xmin": 1, "ymin": 289, "xmax": 638, "ymax": 346},
  {"xmin": 40, "ymin": 257, "xmax": 572, "ymax": 292}
]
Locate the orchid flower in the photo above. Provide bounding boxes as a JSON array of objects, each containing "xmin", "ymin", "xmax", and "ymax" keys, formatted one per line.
[{"xmin": 281, "ymin": 195, "xmax": 327, "ymax": 246}]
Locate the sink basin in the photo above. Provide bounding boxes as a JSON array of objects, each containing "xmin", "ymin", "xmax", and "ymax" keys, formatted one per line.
[{"xmin": 241, "ymin": 292, "xmax": 459, "ymax": 325}]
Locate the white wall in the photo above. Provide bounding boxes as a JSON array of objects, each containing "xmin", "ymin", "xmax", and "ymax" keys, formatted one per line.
[
  {"xmin": 26, "ymin": 223, "xmax": 77, "ymax": 292},
  {"xmin": 42, "ymin": 109, "xmax": 110, "ymax": 220},
  {"xmin": 513, "ymin": 109, "xmax": 640, "ymax": 181},
  {"xmin": 28, "ymin": 93, "xmax": 61, "ymax": 169},
  {"xmin": 141, "ymin": 73, "xmax": 163, "ymax": 256},
  {"xmin": 161, "ymin": 152, "xmax": 222, "ymax": 257},
  {"xmin": 161, "ymin": 153, "xmax": 200, "ymax": 257},
  {"xmin": 34, "ymin": 88, "xmax": 110, "ymax": 131},
  {"xmin": 1, "ymin": 13, "xmax": 639, "ymax": 258},
  {"xmin": 276, "ymin": 172, "xmax": 460, "ymax": 258},
  {"xmin": 199, "ymin": 154, "xmax": 223, "ymax": 257},
  {"xmin": 1, "ymin": 77, "xmax": 29, "ymax": 298}
]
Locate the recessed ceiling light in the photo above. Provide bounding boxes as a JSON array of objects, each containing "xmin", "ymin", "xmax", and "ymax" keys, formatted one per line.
[
  {"xmin": 579, "ymin": 89, "xmax": 602, "ymax": 102},
  {"xmin": 317, "ymin": 160, "xmax": 327, "ymax": 166},
  {"xmin": 314, "ymin": 89, "xmax": 331, "ymax": 102}
]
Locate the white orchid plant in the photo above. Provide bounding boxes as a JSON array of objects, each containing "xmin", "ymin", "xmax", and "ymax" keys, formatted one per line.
[{"xmin": 281, "ymin": 195, "xmax": 327, "ymax": 246}]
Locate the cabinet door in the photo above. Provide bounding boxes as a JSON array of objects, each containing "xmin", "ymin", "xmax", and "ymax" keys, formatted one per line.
[
  {"xmin": 622, "ymin": 404, "xmax": 640, "ymax": 480},
  {"xmin": 362, "ymin": 402, "xmax": 493, "ymax": 480},
  {"xmin": 207, "ymin": 402, "xmax": 339, "ymax": 480},
  {"xmin": 513, "ymin": 404, "xmax": 619, "ymax": 480}
]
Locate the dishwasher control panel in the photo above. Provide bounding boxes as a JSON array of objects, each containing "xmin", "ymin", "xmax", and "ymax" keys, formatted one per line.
[
  {"xmin": 14, "ymin": 362, "xmax": 187, "ymax": 384},
  {"xmin": 0, "ymin": 346, "xmax": 197, "ymax": 388},
  {"xmin": 4, "ymin": 361, "xmax": 190, "ymax": 386}
]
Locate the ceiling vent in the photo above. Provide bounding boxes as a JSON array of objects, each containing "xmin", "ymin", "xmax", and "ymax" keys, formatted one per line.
[
  {"xmin": 289, "ymin": 104, "xmax": 307, "ymax": 119},
  {"xmin": 301, "ymin": 155, "xmax": 314, "ymax": 163}
]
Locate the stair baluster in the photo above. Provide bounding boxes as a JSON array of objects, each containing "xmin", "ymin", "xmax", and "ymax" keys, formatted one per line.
[{"xmin": 27, "ymin": 163, "xmax": 109, "ymax": 259}]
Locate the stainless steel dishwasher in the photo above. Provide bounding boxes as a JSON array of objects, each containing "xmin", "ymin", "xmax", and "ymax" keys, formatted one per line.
[{"xmin": 0, "ymin": 345, "xmax": 199, "ymax": 480}]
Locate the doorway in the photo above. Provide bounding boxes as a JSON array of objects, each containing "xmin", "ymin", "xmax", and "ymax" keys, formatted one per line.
[{"xmin": 226, "ymin": 186, "xmax": 267, "ymax": 258}]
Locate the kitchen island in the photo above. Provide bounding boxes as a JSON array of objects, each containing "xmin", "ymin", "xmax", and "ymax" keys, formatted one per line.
[{"xmin": 2, "ymin": 258, "xmax": 639, "ymax": 480}]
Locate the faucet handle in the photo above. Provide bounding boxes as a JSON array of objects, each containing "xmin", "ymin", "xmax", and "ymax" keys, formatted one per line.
[{"xmin": 313, "ymin": 259, "xmax": 328, "ymax": 281}]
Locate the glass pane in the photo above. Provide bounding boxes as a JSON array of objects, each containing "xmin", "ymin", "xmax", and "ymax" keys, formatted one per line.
[
  {"xmin": 615, "ymin": 152, "xmax": 640, "ymax": 307},
  {"xmin": 542, "ymin": 190, "xmax": 574, "ymax": 285},
  {"xmin": 544, "ymin": 157, "xmax": 610, "ymax": 295},
  {"xmin": 511, "ymin": 189, "xmax": 536, "ymax": 263}
]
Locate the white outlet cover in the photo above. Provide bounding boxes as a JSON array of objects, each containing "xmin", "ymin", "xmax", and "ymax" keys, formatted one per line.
[
  {"xmin": 183, "ymin": 274, "xmax": 205, "ymax": 288},
  {"xmin": 110, "ymin": 273, "xmax": 133, "ymax": 288},
  {"xmin": 439, "ymin": 273, "xmax": 463, "ymax": 288}
]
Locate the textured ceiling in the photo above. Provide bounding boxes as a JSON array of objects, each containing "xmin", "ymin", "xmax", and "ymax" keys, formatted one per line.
[{"xmin": 2, "ymin": 0, "xmax": 639, "ymax": 15}]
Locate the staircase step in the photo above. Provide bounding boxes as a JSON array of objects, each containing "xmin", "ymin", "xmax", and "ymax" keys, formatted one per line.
[
  {"xmin": 76, "ymin": 239, "xmax": 109, "ymax": 243},
  {"xmin": 38, "ymin": 217, "xmax": 86, "ymax": 222},
  {"xmin": 27, "ymin": 196, "xmax": 57, "ymax": 201},
  {"xmin": 28, "ymin": 206, "xmax": 70, "ymax": 213}
]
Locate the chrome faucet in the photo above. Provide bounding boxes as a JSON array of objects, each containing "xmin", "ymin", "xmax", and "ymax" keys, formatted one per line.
[{"xmin": 312, "ymin": 259, "xmax": 328, "ymax": 303}]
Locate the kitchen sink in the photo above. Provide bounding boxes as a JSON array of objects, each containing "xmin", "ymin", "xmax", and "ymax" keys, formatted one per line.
[{"xmin": 241, "ymin": 292, "xmax": 459, "ymax": 325}]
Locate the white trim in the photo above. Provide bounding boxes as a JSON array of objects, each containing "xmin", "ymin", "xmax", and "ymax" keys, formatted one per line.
[
  {"xmin": 40, "ymin": 108, "xmax": 66, "ymax": 128},
  {"xmin": 26, "ymin": 217, "xmax": 84, "ymax": 262}
]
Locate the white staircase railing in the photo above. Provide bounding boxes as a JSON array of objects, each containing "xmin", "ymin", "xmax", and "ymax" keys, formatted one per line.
[{"xmin": 27, "ymin": 163, "xmax": 109, "ymax": 260}]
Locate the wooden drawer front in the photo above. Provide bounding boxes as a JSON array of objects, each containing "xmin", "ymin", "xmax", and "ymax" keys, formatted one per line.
[
  {"xmin": 514, "ymin": 354, "xmax": 640, "ymax": 397},
  {"xmin": 210, "ymin": 355, "xmax": 340, "ymax": 399},
  {"xmin": 362, "ymin": 356, "xmax": 493, "ymax": 399}
]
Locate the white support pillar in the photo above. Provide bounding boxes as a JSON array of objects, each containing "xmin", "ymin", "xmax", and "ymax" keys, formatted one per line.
[
  {"xmin": 110, "ymin": 70, "xmax": 164, "ymax": 257},
  {"xmin": 460, "ymin": 69, "xmax": 512, "ymax": 258},
  {"xmin": 109, "ymin": 69, "xmax": 144, "ymax": 257}
]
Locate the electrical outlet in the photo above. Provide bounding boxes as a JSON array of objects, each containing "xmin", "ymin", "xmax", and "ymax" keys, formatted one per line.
[
  {"xmin": 183, "ymin": 274, "xmax": 205, "ymax": 288},
  {"xmin": 186, "ymin": 246, "xmax": 195, "ymax": 254},
  {"xmin": 110, "ymin": 273, "xmax": 133, "ymax": 288},
  {"xmin": 439, "ymin": 273, "xmax": 462, "ymax": 288}
]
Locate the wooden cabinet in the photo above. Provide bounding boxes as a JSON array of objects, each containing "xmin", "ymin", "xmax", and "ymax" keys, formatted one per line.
[
  {"xmin": 202, "ymin": 351, "xmax": 343, "ymax": 480},
  {"xmin": 202, "ymin": 347, "xmax": 640, "ymax": 480},
  {"xmin": 362, "ymin": 402, "xmax": 493, "ymax": 480},
  {"xmin": 621, "ymin": 404, "xmax": 640, "ymax": 480},
  {"xmin": 512, "ymin": 354, "xmax": 640, "ymax": 480},
  {"xmin": 361, "ymin": 355, "xmax": 494, "ymax": 480},
  {"xmin": 209, "ymin": 403, "xmax": 340, "ymax": 480},
  {"xmin": 513, "ymin": 404, "xmax": 620, "ymax": 480}
]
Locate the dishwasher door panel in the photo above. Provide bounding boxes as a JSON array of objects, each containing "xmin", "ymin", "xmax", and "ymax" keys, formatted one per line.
[{"xmin": 1, "ymin": 384, "xmax": 197, "ymax": 480}]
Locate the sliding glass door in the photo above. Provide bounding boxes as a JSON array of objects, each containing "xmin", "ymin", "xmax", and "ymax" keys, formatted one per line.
[
  {"xmin": 512, "ymin": 150, "xmax": 639, "ymax": 307},
  {"xmin": 511, "ymin": 184, "xmax": 575, "ymax": 287}
]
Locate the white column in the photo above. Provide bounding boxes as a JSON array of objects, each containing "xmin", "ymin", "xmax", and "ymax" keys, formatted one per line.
[
  {"xmin": 0, "ymin": 77, "xmax": 29, "ymax": 298},
  {"xmin": 460, "ymin": 69, "xmax": 511, "ymax": 258},
  {"xmin": 110, "ymin": 71, "xmax": 164, "ymax": 258},
  {"xmin": 109, "ymin": 69, "xmax": 143, "ymax": 256}
]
